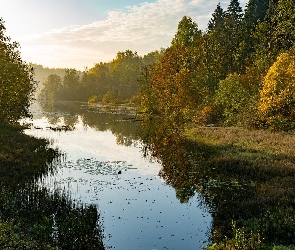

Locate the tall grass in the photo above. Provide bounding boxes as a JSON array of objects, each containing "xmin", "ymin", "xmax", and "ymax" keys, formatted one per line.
[
  {"xmin": 140, "ymin": 116, "xmax": 295, "ymax": 249},
  {"xmin": 185, "ymin": 127, "xmax": 295, "ymax": 249}
]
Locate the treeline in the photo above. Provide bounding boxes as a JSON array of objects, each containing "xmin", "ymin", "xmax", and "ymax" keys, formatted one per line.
[
  {"xmin": 39, "ymin": 49, "xmax": 164, "ymax": 105},
  {"xmin": 141, "ymin": 0, "xmax": 295, "ymax": 131},
  {"xmin": 30, "ymin": 63, "xmax": 66, "ymax": 93},
  {"xmin": 40, "ymin": 0, "xmax": 295, "ymax": 131}
]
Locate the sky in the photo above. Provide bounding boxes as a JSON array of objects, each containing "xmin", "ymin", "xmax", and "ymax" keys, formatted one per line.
[{"xmin": 1, "ymin": 0, "xmax": 247, "ymax": 70}]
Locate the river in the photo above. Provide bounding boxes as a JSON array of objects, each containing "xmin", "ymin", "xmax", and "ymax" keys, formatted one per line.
[{"xmin": 24, "ymin": 101, "xmax": 211, "ymax": 249}]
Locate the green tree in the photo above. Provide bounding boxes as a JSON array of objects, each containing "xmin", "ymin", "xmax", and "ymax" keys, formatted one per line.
[
  {"xmin": 39, "ymin": 74, "xmax": 62, "ymax": 104},
  {"xmin": 207, "ymin": 3, "xmax": 225, "ymax": 32},
  {"xmin": 272, "ymin": 0, "xmax": 295, "ymax": 55},
  {"xmin": 215, "ymin": 73, "xmax": 250, "ymax": 126},
  {"xmin": 257, "ymin": 52, "xmax": 295, "ymax": 131},
  {"xmin": 171, "ymin": 16, "xmax": 202, "ymax": 48},
  {"xmin": 111, "ymin": 50, "xmax": 142, "ymax": 102},
  {"xmin": 239, "ymin": 0, "xmax": 269, "ymax": 68},
  {"xmin": 0, "ymin": 18, "xmax": 35, "ymax": 123},
  {"xmin": 62, "ymin": 68, "xmax": 81, "ymax": 100},
  {"xmin": 204, "ymin": 3, "xmax": 227, "ymax": 92},
  {"xmin": 224, "ymin": 0, "xmax": 244, "ymax": 74},
  {"xmin": 253, "ymin": 0, "xmax": 295, "ymax": 74}
]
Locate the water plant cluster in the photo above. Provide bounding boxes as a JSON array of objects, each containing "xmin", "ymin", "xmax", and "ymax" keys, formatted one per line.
[{"xmin": 0, "ymin": 124, "xmax": 105, "ymax": 249}]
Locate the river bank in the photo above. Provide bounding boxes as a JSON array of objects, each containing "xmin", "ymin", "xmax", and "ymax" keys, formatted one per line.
[
  {"xmin": 185, "ymin": 126, "xmax": 295, "ymax": 249},
  {"xmin": 0, "ymin": 124, "xmax": 104, "ymax": 249}
]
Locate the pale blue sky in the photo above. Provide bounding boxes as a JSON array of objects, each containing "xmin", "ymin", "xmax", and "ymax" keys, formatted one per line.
[
  {"xmin": 2, "ymin": 0, "xmax": 155, "ymax": 36},
  {"xmin": 1, "ymin": 0, "xmax": 247, "ymax": 69}
]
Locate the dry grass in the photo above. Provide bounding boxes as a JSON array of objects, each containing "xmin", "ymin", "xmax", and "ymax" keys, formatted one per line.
[{"xmin": 184, "ymin": 126, "xmax": 295, "ymax": 249}]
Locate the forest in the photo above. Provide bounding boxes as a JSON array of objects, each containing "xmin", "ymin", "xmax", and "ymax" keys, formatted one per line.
[
  {"xmin": 39, "ymin": 0, "xmax": 295, "ymax": 132},
  {"xmin": 2, "ymin": 0, "xmax": 295, "ymax": 248}
]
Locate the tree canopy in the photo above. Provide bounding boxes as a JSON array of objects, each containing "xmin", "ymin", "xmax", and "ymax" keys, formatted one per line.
[
  {"xmin": 36, "ymin": 0, "xmax": 295, "ymax": 132},
  {"xmin": 0, "ymin": 18, "xmax": 35, "ymax": 124}
]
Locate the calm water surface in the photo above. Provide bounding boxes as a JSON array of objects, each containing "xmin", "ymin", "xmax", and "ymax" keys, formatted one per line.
[{"xmin": 24, "ymin": 102, "xmax": 211, "ymax": 249}]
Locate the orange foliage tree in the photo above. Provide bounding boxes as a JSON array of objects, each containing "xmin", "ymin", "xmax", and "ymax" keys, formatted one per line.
[{"xmin": 148, "ymin": 43, "xmax": 207, "ymax": 123}]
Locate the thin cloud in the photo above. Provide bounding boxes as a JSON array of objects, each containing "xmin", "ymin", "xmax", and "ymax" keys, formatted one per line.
[{"xmin": 19, "ymin": 0, "xmax": 246, "ymax": 69}]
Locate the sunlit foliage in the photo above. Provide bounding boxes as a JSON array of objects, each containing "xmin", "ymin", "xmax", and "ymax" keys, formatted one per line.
[
  {"xmin": 0, "ymin": 18, "xmax": 35, "ymax": 123},
  {"xmin": 257, "ymin": 52, "xmax": 295, "ymax": 131}
]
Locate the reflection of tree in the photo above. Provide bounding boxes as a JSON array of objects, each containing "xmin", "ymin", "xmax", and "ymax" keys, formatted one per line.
[
  {"xmin": 141, "ymin": 117, "xmax": 295, "ymax": 247},
  {"xmin": 39, "ymin": 101, "xmax": 141, "ymax": 147},
  {"xmin": 39, "ymin": 101, "xmax": 79, "ymax": 128},
  {"xmin": 140, "ymin": 116, "xmax": 204, "ymax": 204}
]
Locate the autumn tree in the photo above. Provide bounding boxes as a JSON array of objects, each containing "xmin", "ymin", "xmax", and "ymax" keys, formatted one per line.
[
  {"xmin": 0, "ymin": 18, "xmax": 35, "ymax": 124},
  {"xmin": 146, "ymin": 42, "xmax": 207, "ymax": 123},
  {"xmin": 257, "ymin": 52, "xmax": 295, "ymax": 131}
]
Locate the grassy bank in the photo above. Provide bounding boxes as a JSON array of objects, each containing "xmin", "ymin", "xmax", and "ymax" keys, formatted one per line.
[
  {"xmin": 0, "ymin": 124, "xmax": 104, "ymax": 249},
  {"xmin": 185, "ymin": 126, "xmax": 295, "ymax": 249}
]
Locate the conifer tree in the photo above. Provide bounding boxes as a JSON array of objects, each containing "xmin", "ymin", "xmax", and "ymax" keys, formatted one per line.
[
  {"xmin": 224, "ymin": 0, "xmax": 244, "ymax": 74},
  {"xmin": 204, "ymin": 3, "xmax": 227, "ymax": 93}
]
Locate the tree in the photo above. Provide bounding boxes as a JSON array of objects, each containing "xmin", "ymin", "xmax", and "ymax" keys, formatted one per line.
[
  {"xmin": 112, "ymin": 50, "xmax": 142, "ymax": 102},
  {"xmin": 61, "ymin": 68, "xmax": 81, "ymax": 100},
  {"xmin": 204, "ymin": 3, "xmax": 227, "ymax": 92},
  {"xmin": 239, "ymin": 0, "xmax": 269, "ymax": 68},
  {"xmin": 207, "ymin": 3, "xmax": 225, "ymax": 33},
  {"xmin": 257, "ymin": 52, "xmax": 295, "ymax": 131},
  {"xmin": 146, "ymin": 42, "xmax": 207, "ymax": 123},
  {"xmin": 224, "ymin": 0, "xmax": 244, "ymax": 74},
  {"xmin": 39, "ymin": 74, "xmax": 62, "ymax": 104},
  {"xmin": 0, "ymin": 18, "xmax": 35, "ymax": 123},
  {"xmin": 171, "ymin": 16, "xmax": 202, "ymax": 48},
  {"xmin": 214, "ymin": 74, "xmax": 250, "ymax": 126},
  {"xmin": 253, "ymin": 0, "xmax": 295, "ymax": 74},
  {"xmin": 272, "ymin": 0, "xmax": 295, "ymax": 55}
]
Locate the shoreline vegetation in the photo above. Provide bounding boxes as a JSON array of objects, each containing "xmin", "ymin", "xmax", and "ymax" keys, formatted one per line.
[
  {"xmin": 186, "ymin": 126, "xmax": 295, "ymax": 249},
  {"xmin": 0, "ymin": 124, "xmax": 105, "ymax": 249},
  {"xmin": 2, "ymin": 0, "xmax": 295, "ymax": 248},
  {"xmin": 0, "ymin": 16, "xmax": 105, "ymax": 249}
]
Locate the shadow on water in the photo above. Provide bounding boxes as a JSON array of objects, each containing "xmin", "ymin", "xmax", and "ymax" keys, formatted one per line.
[
  {"xmin": 35, "ymin": 100, "xmax": 295, "ymax": 248},
  {"xmin": 0, "ymin": 123, "xmax": 105, "ymax": 249},
  {"xmin": 140, "ymin": 116, "xmax": 295, "ymax": 248},
  {"xmin": 31, "ymin": 101, "xmax": 212, "ymax": 249}
]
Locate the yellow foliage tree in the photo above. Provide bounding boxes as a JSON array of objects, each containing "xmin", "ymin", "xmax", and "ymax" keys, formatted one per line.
[{"xmin": 257, "ymin": 52, "xmax": 295, "ymax": 130}]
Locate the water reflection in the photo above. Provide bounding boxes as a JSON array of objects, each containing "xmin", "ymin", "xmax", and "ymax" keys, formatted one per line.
[
  {"xmin": 141, "ymin": 115, "xmax": 295, "ymax": 247},
  {"xmin": 26, "ymin": 101, "xmax": 212, "ymax": 250}
]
